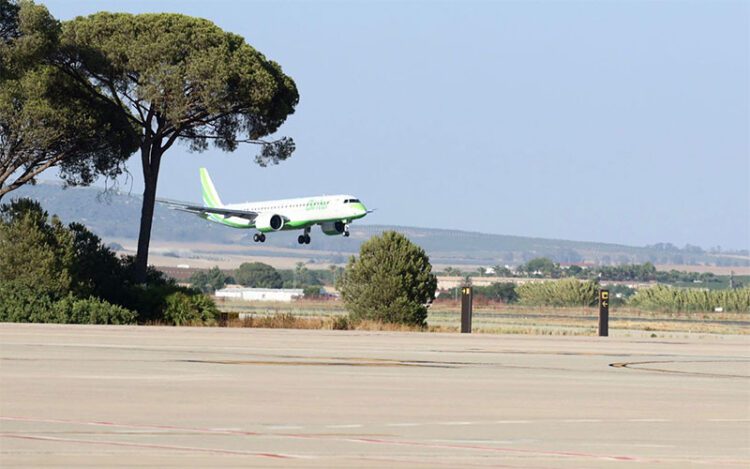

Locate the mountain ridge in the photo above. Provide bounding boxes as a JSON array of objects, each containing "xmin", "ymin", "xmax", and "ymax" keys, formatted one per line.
[{"xmin": 6, "ymin": 182, "xmax": 747, "ymax": 268}]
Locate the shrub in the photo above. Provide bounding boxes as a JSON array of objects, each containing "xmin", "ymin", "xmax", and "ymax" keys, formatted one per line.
[
  {"xmin": 163, "ymin": 291, "xmax": 219, "ymax": 326},
  {"xmin": 0, "ymin": 283, "xmax": 136, "ymax": 324},
  {"xmin": 0, "ymin": 282, "xmax": 59, "ymax": 323},
  {"xmin": 517, "ymin": 278, "xmax": 599, "ymax": 307},
  {"xmin": 53, "ymin": 295, "xmax": 137, "ymax": 324},
  {"xmin": 337, "ymin": 231, "xmax": 437, "ymax": 326},
  {"xmin": 629, "ymin": 285, "xmax": 750, "ymax": 312}
]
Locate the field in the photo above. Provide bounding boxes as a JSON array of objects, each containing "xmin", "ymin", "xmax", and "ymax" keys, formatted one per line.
[{"xmin": 214, "ymin": 298, "xmax": 750, "ymax": 336}]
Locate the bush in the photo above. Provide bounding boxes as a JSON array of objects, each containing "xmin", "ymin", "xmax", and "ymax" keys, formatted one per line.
[
  {"xmin": 163, "ymin": 291, "xmax": 219, "ymax": 326},
  {"xmin": 0, "ymin": 283, "xmax": 136, "ymax": 324},
  {"xmin": 0, "ymin": 282, "xmax": 59, "ymax": 323},
  {"xmin": 517, "ymin": 278, "xmax": 599, "ymax": 307},
  {"xmin": 337, "ymin": 231, "xmax": 437, "ymax": 326},
  {"xmin": 475, "ymin": 282, "xmax": 518, "ymax": 303},
  {"xmin": 628, "ymin": 285, "xmax": 750, "ymax": 312},
  {"xmin": 0, "ymin": 199, "xmax": 219, "ymax": 325},
  {"xmin": 53, "ymin": 295, "xmax": 137, "ymax": 324}
]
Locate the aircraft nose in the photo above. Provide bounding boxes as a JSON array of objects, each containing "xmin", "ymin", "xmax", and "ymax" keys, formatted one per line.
[{"xmin": 351, "ymin": 201, "xmax": 367, "ymax": 216}]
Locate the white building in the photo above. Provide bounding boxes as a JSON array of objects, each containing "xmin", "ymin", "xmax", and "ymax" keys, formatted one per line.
[{"xmin": 215, "ymin": 286, "xmax": 304, "ymax": 302}]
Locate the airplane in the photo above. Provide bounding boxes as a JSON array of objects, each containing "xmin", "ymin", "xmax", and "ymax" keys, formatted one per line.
[{"xmin": 157, "ymin": 168, "xmax": 371, "ymax": 245}]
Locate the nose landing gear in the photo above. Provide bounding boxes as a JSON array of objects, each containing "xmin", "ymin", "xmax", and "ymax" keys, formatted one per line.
[
  {"xmin": 343, "ymin": 223, "xmax": 350, "ymax": 237},
  {"xmin": 253, "ymin": 233, "xmax": 266, "ymax": 243}
]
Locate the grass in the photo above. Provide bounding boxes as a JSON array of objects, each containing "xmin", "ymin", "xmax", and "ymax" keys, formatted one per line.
[
  {"xmin": 215, "ymin": 298, "xmax": 749, "ymax": 335},
  {"xmin": 225, "ymin": 312, "xmax": 447, "ymax": 332}
]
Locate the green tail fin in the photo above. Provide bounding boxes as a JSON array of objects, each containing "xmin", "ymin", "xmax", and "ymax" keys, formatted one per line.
[{"xmin": 199, "ymin": 168, "xmax": 223, "ymax": 208}]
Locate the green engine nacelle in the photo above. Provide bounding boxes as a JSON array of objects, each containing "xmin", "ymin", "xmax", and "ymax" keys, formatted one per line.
[{"xmin": 320, "ymin": 221, "xmax": 345, "ymax": 236}]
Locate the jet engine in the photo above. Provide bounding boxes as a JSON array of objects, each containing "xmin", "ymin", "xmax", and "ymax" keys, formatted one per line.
[
  {"xmin": 255, "ymin": 213, "xmax": 285, "ymax": 232},
  {"xmin": 320, "ymin": 221, "xmax": 345, "ymax": 236}
]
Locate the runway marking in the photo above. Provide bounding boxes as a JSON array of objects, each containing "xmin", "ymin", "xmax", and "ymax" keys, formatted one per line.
[
  {"xmin": 708, "ymin": 419, "xmax": 750, "ymax": 422},
  {"xmin": 0, "ymin": 433, "xmax": 302, "ymax": 459},
  {"xmin": 0, "ymin": 416, "xmax": 261, "ymax": 436},
  {"xmin": 326, "ymin": 424, "xmax": 363, "ymax": 429},
  {"xmin": 179, "ymin": 359, "xmax": 457, "ymax": 368},
  {"xmin": 336, "ymin": 436, "xmax": 642, "ymax": 462},
  {"xmin": 0, "ymin": 416, "xmax": 645, "ymax": 463},
  {"xmin": 562, "ymin": 419, "xmax": 602, "ymax": 423},
  {"xmin": 626, "ymin": 419, "xmax": 669, "ymax": 423}
]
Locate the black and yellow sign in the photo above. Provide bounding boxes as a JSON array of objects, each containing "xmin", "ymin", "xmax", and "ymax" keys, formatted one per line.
[{"xmin": 598, "ymin": 289, "xmax": 609, "ymax": 337}]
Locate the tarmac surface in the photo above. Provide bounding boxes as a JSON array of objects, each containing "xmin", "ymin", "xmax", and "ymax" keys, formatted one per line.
[{"xmin": 1, "ymin": 323, "xmax": 748, "ymax": 467}]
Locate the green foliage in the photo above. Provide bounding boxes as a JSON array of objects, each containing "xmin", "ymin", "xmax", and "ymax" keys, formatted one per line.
[
  {"xmin": 279, "ymin": 262, "xmax": 324, "ymax": 288},
  {"xmin": 519, "ymin": 257, "xmax": 560, "ymax": 277},
  {"xmin": 476, "ymin": 282, "xmax": 518, "ymax": 303},
  {"xmin": 0, "ymin": 197, "xmax": 218, "ymax": 325},
  {"xmin": 628, "ymin": 285, "xmax": 750, "ymax": 312},
  {"xmin": 0, "ymin": 199, "xmax": 72, "ymax": 297},
  {"xmin": 337, "ymin": 231, "xmax": 437, "ymax": 326},
  {"xmin": 163, "ymin": 291, "xmax": 218, "ymax": 326},
  {"xmin": 0, "ymin": 283, "xmax": 136, "ymax": 324},
  {"xmin": 517, "ymin": 278, "xmax": 599, "ymax": 307},
  {"xmin": 59, "ymin": 10, "xmax": 300, "ymax": 281},
  {"xmin": 303, "ymin": 285, "xmax": 322, "ymax": 298},
  {"xmin": 0, "ymin": 281, "xmax": 57, "ymax": 322},
  {"xmin": 60, "ymin": 12, "xmax": 298, "ymax": 152},
  {"xmin": 189, "ymin": 266, "xmax": 232, "ymax": 293},
  {"xmin": 0, "ymin": 1, "xmax": 137, "ymax": 199},
  {"xmin": 235, "ymin": 262, "xmax": 282, "ymax": 288},
  {"xmin": 53, "ymin": 295, "xmax": 137, "ymax": 324}
]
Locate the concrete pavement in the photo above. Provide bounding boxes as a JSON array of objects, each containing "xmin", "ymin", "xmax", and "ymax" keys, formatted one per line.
[{"xmin": 1, "ymin": 324, "xmax": 748, "ymax": 467}]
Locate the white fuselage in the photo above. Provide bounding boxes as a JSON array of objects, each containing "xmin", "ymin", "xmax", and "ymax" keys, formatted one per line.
[{"xmin": 209, "ymin": 194, "xmax": 367, "ymax": 231}]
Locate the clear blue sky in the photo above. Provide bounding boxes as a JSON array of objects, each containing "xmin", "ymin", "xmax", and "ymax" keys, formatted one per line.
[{"xmin": 41, "ymin": 0, "xmax": 749, "ymax": 250}]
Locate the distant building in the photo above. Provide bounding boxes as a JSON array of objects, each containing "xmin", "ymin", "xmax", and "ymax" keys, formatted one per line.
[{"xmin": 215, "ymin": 286, "xmax": 304, "ymax": 302}]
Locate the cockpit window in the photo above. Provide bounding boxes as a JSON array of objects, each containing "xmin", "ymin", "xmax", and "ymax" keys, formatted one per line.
[{"xmin": 343, "ymin": 198, "xmax": 360, "ymax": 204}]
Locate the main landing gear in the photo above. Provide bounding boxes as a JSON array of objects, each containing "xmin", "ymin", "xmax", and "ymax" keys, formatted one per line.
[
  {"xmin": 297, "ymin": 227, "xmax": 311, "ymax": 245},
  {"xmin": 252, "ymin": 233, "xmax": 266, "ymax": 243}
]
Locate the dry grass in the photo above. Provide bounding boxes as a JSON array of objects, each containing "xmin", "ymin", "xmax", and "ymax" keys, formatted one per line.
[
  {"xmin": 228, "ymin": 313, "xmax": 329, "ymax": 330},
  {"xmin": 225, "ymin": 313, "xmax": 450, "ymax": 332},
  {"xmin": 217, "ymin": 300, "xmax": 748, "ymax": 336}
]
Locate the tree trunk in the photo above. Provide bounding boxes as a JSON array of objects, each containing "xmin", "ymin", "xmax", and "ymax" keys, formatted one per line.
[{"xmin": 133, "ymin": 142, "xmax": 162, "ymax": 284}]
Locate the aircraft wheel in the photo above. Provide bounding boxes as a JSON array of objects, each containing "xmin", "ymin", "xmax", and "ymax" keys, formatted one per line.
[
  {"xmin": 343, "ymin": 231, "xmax": 350, "ymax": 237},
  {"xmin": 259, "ymin": 233, "xmax": 266, "ymax": 242},
  {"xmin": 253, "ymin": 233, "xmax": 259, "ymax": 242},
  {"xmin": 298, "ymin": 235, "xmax": 305, "ymax": 245},
  {"xmin": 304, "ymin": 234, "xmax": 311, "ymax": 244}
]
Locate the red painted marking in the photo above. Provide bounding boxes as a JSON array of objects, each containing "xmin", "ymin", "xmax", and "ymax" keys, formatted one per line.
[
  {"xmin": 0, "ymin": 433, "xmax": 293, "ymax": 459},
  {"xmin": 1, "ymin": 415, "xmax": 641, "ymax": 462}
]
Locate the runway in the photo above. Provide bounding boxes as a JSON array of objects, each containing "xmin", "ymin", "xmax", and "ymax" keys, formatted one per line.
[{"xmin": 1, "ymin": 324, "xmax": 748, "ymax": 467}]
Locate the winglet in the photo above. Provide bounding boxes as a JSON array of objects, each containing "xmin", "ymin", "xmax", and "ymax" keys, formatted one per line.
[{"xmin": 199, "ymin": 168, "xmax": 223, "ymax": 208}]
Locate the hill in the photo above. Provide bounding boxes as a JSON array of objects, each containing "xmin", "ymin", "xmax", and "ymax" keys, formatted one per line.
[{"xmin": 7, "ymin": 182, "xmax": 748, "ymax": 268}]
